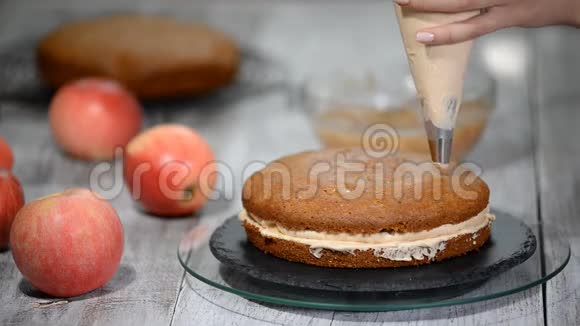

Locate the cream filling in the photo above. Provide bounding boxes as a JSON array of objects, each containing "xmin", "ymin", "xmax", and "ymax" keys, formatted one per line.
[{"xmin": 240, "ymin": 207, "xmax": 494, "ymax": 262}]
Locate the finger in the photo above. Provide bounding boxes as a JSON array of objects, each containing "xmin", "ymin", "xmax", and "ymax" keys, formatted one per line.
[
  {"xmin": 395, "ymin": 0, "xmax": 504, "ymax": 13},
  {"xmin": 415, "ymin": 9, "xmax": 511, "ymax": 45}
]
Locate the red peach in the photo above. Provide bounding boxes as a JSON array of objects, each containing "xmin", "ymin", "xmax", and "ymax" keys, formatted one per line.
[
  {"xmin": 124, "ymin": 124, "xmax": 215, "ymax": 217},
  {"xmin": 49, "ymin": 78, "xmax": 143, "ymax": 160},
  {"xmin": 10, "ymin": 188, "xmax": 124, "ymax": 297},
  {"xmin": 0, "ymin": 137, "xmax": 14, "ymax": 170},
  {"xmin": 0, "ymin": 170, "xmax": 24, "ymax": 248}
]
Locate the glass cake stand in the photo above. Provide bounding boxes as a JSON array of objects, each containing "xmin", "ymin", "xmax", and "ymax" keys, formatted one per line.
[{"xmin": 177, "ymin": 211, "xmax": 570, "ymax": 312}]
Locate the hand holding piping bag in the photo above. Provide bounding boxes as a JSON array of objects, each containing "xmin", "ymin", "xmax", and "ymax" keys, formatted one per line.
[{"xmin": 394, "ymin": 0, "xmax": 580, "ymax": 45}]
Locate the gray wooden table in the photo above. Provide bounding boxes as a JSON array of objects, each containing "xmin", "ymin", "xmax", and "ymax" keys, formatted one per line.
[{"xmin": 0, "ymin": 1, "xmax": 579, "ymax": 325}]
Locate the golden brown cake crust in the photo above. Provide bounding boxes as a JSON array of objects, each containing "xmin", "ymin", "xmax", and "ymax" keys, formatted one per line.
[
  {"xmin": 242, "ymin": 148, "xmax": 489, "ymax": 234},
  {"xmin": 243, "ymin": 221, "xmax": 491, "ymax": 268},
  {"xmin": 37, "ymin": 15, "xmax": 239, "ymax": 99}
]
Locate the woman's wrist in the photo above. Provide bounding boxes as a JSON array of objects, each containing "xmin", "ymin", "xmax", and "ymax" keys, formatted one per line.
[
  {"xmin": 560, "ymin": 1, "xmax": 580, "ymax": 26},
  {"xmin": 569, "ymin": 4, "xmax": 580, "ymax": 26}
]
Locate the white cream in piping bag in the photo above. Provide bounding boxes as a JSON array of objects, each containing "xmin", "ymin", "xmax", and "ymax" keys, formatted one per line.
[
  {"xmin": 395, "ymin": 6, "xmax": 479, "ymax": 130},
  {"xmin": 240, "ymin": 207, "xmax": 495, "ymax": 261}
]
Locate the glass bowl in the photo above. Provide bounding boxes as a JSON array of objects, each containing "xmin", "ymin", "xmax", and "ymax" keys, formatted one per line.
[{"xmin": 301, "ymin": 65, "xmax": 496, "ymax": 161}]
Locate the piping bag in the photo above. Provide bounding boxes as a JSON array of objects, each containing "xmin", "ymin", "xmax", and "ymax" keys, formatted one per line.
[{"xmin": 395, "ymin": 5, "xmax": 479, "ymax": 165}]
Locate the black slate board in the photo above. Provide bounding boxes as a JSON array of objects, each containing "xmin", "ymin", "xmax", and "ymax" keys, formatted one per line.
[{"xmin": 209, "ymin": 211, "xmax": 537, "ymax": 292}]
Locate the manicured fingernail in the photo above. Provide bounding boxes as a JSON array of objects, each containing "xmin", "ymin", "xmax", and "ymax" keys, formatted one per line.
[
  {"xmin": 416, "ymin": 32, "xmax": 435, "ymax": 43},
  {"xmin": 394, "ymin": 0, "xmax": 410, "ymax": 4}
]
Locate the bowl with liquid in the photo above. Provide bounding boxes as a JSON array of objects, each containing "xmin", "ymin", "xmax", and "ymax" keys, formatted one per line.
[{"xmin": 302, "ymin": 66, "xmax": 496, "ymax": 161}]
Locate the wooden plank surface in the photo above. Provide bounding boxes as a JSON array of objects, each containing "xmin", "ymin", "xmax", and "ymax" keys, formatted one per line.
[
  {"xmin": 0, "ymin": 0, "xmax": 575, "ymax": 325},
  {"xmin": 534, "ymin": 27, "xmax": 580, "ymax": 326}
]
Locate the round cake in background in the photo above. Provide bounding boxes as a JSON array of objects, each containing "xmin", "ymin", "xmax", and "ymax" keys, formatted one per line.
[
  {"xmin": 37, "ymin": 15, "xmax": 240, "ymax": 99},
  {"xmin": 241, "ymin": 148, "xmax": 495, "ymax": 268}
]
